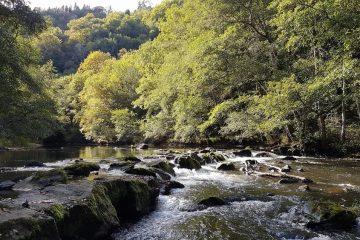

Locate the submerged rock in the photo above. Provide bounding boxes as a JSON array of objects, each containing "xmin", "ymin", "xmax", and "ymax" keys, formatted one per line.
[
  {"xmin": 233, "ymin": 149, "xmax": 252, "ymax": 157},
  {"xmin": 306, "ymin": 203, "xmax": 359, "ymax": 230},
  {"xmin": 198, "ymin": 197, "xmax": 226, "ymax": 207},
  {"xmin": 64, "ymin": 162, "xmax": 100, "ymax": 177},
  {"xmin": 278, "ymin": 178, "xmax": 299, "ymax": 184},
  {"xmin": 163, "ymin": 181, "xmax": 185, "ymax": 195},
  {"xmin": 282, "ymin": 156, "xmax": 297, "ymax": 161},
  {"xmin": 217, "ymin": 163, "xmax": 236, "ymax": 171},
  {"xmin": 25, "ymin": 161, "xmax": 45, "ymax": 168}
]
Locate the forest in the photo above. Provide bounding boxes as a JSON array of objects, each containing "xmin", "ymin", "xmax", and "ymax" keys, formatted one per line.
[{"xmin": 1, "ymin": 0, "xmax": 359, "ymax": 156}]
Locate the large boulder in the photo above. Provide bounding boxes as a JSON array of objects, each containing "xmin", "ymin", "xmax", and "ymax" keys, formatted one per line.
[
  {"xmin": 31, "ymin": 169, "xmax": 68, "ymax": 186},
  {"xmin": 147, "ymin": 160, "xmax": 175, "ymax": 176},
  {"xmin": 64, "ymin": 162, "xmax": 100, "ymax": 177},
  {"xmin": 233, "ymin": 149, "xmax": 252, "ymax": 157},
  {"xmin": 217, "ymin": 163, "xmax": 236, "ymax": 171},
  {"xmin": 0, "ymin": 176, "xmax": 160, "ymax": 240},
  {"xmin": 306, "ymin": 203, "xmax": 358, "ymax": 230},
  {"xmin": 201, "ymin": 153, "xmax": 226, "ymax": 164},
  {"xmin": 0, "ymin": 180, "xmax": 16, "ymax": 191},
  {"xmin": 176, "ymin": 156, "xmax": 201, "ymax": 170},
  {"xmin": 109, "ymin": 162, "xmax": 135, "ymax": 171}
]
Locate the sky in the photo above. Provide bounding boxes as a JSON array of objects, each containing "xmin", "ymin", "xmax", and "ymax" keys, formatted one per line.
[{"xmin": 28, "ymin": 0, "xmax": 163, "ymax": 11}]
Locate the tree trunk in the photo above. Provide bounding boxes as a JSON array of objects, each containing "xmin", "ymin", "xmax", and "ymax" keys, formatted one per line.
[
  {"xmin": 356, "ymin": 97, "xmax": 360, "ymax": 119},
  {"xmin": 318, "ymin": 115, "xmax": 326, "ymax": 146},
  {"xmin": 340, "ymin": 79, "xmax": 346, "ymax": 142}
]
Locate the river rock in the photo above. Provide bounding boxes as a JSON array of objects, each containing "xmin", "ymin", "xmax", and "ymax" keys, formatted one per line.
[
  {"xmin": 306, "ymin": 202, "xmax": 358, "ymax": 230},
  {"xmin": 137, "ymin": 143, "xmax": 149, "ymax": 150},
  {"xmin": 278, "ymin": 178, "xmax": 299, "ymax": 184},
  {"xmin": 233, "ymin": 149, "xmax": 252, "ymax": 157},
  {"xmin": 176, "ymin": 156, "xmax": 201, "ymax": 170},
  {"xmin": 31, "ymin": 169, "xmax": 68, "ymax": 186},
  {"xmin": 25, "ymin": 161, "xmax": 45, "ymax": 168},
  {"xmin": 217, "ymin": 163, "xmax": 236, "ymax": 171},
  {"xmin": 0, "ymin": 180, "xmax": 16, "ymax": 191},
  {"xmin": 163, "ymin": 181, "xmax": 185, "ymax": 195},
  {"xmin": 109, "ymin": 162, "xmax": 135, "ymax": 171},
  {"xmin": 281, "ymin": 165, "xmax": 292, "ymax": 173},
  {"xmin": 0, "ymin": 176, "xmax": 160, "ymax": 240},
  {"xmin": 64, "ymin": 162, "xmax": 100, "ymax": 177},
  {"xmin": 254, "ymin": 152, "xmax": 275, "ymax": 158},
  {"xmin": 119, "ymin": 156, "xmax": 142, "ymax": 162},
  {"xmin": 198, "ymin": 197, "xmax": 226, "ymax": 207},
  {"xmin": 282, "ymin": 156, "xmax": 297, "ymax": 161},
  {"xmin": 147, "ymin": 160, "xmax": 175, "ymax": 176},
  {"xmin": 298, "ymin": 185, "xmax": 310, "ymax": 191}
]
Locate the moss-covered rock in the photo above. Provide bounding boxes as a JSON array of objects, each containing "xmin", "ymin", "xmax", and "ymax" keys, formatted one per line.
[
  {"xmin": 118, "ymin": 156, "xmax": 141, "ymax": 162},
  {"xmin": 125, "ymin": 167, "xmax": 157, "ymax": 178},
  {"xmin": 109, "ymin": 161, "xmax": 135, "ymax": 171},
  {"xmin": 32, "ymin": 169, "xmax": 68, "ymax": 186},
  {"xmin": 147, "ymin": 160, "xmax": 175, "ymax": 176},
  {"xmin": 176, "ymin": 156, "xmax": 201, "ymax": 170},
  {"xmin": 198, "ymin": 197, "xmax": 226, "ymax": 207},
  {"xmin": 217, "ymin": 163, "xmax": 236, "ymax": 171},
  {"xmin": 0, "ymin": 210, "xmax": 60, "ymax": 240},
  {"xmin": 64, "ymin": 162, "xmax": 100, "ymax": 177},
  {"xmin": 306, "ymin": 202, "xmax": 359, "ymax": 230}
]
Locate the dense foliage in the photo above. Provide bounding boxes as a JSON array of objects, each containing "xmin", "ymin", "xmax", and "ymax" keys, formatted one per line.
[{"xmin": 1, "ymin": 0, "xmax": 359, "ymax": 154}]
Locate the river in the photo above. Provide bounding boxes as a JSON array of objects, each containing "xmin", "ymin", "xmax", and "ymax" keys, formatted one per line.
[{"xmin": 1, "ymin": 146, "xmax": 359, "ymax": 239}]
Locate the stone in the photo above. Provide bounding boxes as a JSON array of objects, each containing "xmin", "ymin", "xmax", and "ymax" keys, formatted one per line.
[
  {"xmin": 64, "ymin": 162, "xmax": 100, "ymax": 177},
  {"xmin": 163, "ymin": 181, "xmax": 185, "ymax": 195},
  {"xmin": 25, "ymin": 161, "xmax": 45, "ymax": 168},
  {"xmin": 278, "ymin": 178, "xmax": 299, "ymax": 184},
  {"xmin": 109, "ymin": 162, "xmax": 135, "ymax": 171},
  {"xmin": 306, "ymin": 202, "xmax": 358, "ymax": 230},
  {"xmin": 297, "ymin": 168, "xmax": 304, "ymax": 172},
  {"xmin": 137, "ymin": 143, "xmax": 149, "ymax": 150},
  {"xmin": 0, "ymin": 176, "xmax": 160, "ymax": 240},
  {"xmin": 254, "ymin": 152, "xmax": 275, "ymax": 158},
  {"xmin": 176, "ymin": 156, "xmax": 201, "ymax": 170},
  {"xmin": 198, "ymin": 197, "xmax": 226, "ymax": 207},
  {"xmin": 147, "ymin": 160, "xmax": 175, "ymax": 176},
  {"xmin": 31, "ymin": 169, "xmax": 68, "ymax": 186},
  {"xmin": 298, "ymin": 185, "xmax": 310, "ymax": 191},
  {"xmin": 233, "ymin": 149, "xmax": 252, "ymax": 157},
  {"xmin": 282, "ymin": 156, "xmax": 297, "ymax": 161},
  {"xmin": 281, "ymin": 165, "xmax": 292, "ymax": 173},
  {"xmin": 0, "ymin": 181, "xmax": 16, "ymax": 191},
  {"xmin": 119, "ymin": 156, "xmax": 142, "ymax": 162},
  {"xmin": 217, "ymin": 163, "xmax": 236, "ymax": 171}
]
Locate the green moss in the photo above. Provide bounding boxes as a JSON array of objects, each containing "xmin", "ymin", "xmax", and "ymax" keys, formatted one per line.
[
  {"xmin": 64, "ymin": 162, "xmax": 100, "ymax": 177},
  {"xmin": 45, "ymin": 204, "xmax": 66, "ymax": 223},
  {"xmin": 32, "ymin": 169, "xmax": 68, "ymax": 184}
]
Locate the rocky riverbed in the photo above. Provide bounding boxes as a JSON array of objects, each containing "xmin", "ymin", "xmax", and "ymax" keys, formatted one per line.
[{"xmin": 0, "ymin": 146, "xmax": 359, "ymax": 239}]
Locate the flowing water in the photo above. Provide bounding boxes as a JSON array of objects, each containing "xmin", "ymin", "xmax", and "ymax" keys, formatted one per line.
[{"xmin": 1, "ymin": 146, "xmax": 359, "ymax": 240}]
